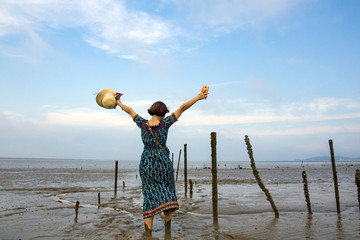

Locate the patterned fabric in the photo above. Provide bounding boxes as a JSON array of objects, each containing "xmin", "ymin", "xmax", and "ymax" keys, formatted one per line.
[{"xmin": 133, "ymin": 113, "xmax": 179, "ymax": 219}]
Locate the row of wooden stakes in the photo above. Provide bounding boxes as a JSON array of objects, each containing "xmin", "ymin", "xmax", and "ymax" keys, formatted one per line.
[{"xmin": 73, "ymin": 133, "xmax": 360, "ymax": 225}]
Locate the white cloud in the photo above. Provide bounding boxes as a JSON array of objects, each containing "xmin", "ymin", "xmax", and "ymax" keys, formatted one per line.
[
  {"xmin": 178, "ymin": 110, "xmax": 360, "ymax": 127},
  {"xmin": 1, "ymin": 96, "xmax": 359, "ymax": 160},
  {"xmin": 43, "ymin": 108, "xmax": 134, "ymax": 127},
  {"xmin": 0, "ymin": 0, "xmax": 176, "ymax": 60},
  {"xmin": 4, "ymin": 99, "xmax": 155, "ymax": 128},
  {"xmin": 4, "ymin": 108, "xmax": 135, "ymax": 128},
  {"xmin": 252, "ymin": 125, "xmax": 360, "ymax": 136},
  {"xmin": 0, "ymin": 0, "xmax": 303, "ymax": 60},
  {"xmin": 178, "ymin": 97, "xmax": 360, "ymax": 126},
  {"xmin": 210, "ymin": 124, "xmax": 360, "ymax": 142},
  {"xmin": 283, "ymin": 98, "xmax": 360, "ymax": 116},
  {"xmin": 3, "ymin": 97, "xmax": 359, "ymax": 135}
]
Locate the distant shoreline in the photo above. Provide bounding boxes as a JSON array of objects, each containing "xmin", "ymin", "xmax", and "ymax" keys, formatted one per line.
[
  {"xmin": 293, "ymin": 156, "xmax": 360, "ymax": 162},
  {"xmin": 1, "ymin": 156, "xmax": 360, "ymax": 162}
]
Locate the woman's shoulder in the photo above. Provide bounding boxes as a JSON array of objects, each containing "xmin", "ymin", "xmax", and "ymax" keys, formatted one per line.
[
  {"xmin": 163, "ymin": 113, "xmax": 177, "ymax": 127},
  {"xmin": 133, "ymin": 114, "xmax": 143, "ymax": 121},
  {"xmin": 134, "ymin": 115, "xmax": 148, "ymax": 129}
]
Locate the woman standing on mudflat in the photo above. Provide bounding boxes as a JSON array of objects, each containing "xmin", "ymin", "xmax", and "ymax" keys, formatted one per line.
[{"xmin": 116, "ymin": 89, "xmax": 208, "ymax": 235}]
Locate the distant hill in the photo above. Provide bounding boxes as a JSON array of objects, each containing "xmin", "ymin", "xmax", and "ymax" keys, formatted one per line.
[{"xmin": 294, "ymin": 156, "xmax": 360, "ymax": 162}]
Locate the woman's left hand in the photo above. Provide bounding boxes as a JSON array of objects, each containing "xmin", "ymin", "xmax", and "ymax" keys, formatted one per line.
[{"xmin": 198, "ymin": 92, "xmax": 208, "ymax": 100}]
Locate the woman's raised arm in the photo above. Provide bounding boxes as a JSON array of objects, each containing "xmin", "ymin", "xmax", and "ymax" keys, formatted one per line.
[
  {"xmin": 117, "ymin": 99, "xmax": 138, "ymax": 119},
  {"xmin": 174, "ymin": 91, "xmax": 208, "ymax": 120}
]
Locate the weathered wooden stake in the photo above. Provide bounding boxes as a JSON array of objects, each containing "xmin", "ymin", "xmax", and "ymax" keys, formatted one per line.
[
  {"xmin": 176, "ymin": 149, "xmax": 182, "ymax": 181},
  {"xmin": 184, "ymin": 144, "xmax": 188, "ymax": 197},
  {"xmin": 355, "ymin": 169, "xmax": 360, "ymax": 210},
  {"xmin": 302, "ymin": 171, "xmax": 312, "ymax": 214},
  {"xmin": 245, "ymin": 135, "xmax": 279, "ymax": 218},
  {"xmin": 123, "ymin": 181, "xmax": 125, "ymax": 189},
  {"xmin": 189, "ymin": 179, "xmax": 193, "ymax": 198},
  {"xmin": 114, "ymin": 160, "xmax": 118, "ymax": 196},
  {"xmin": 329, "ymin": 139, "xmax": 340, "ymax": 214},
  {"xmin": 98, "ymin": 192, "xmax": 101, "ymax": 208},
  {"xmin": 75, "ymin": 201, "xmax": 80, "ymax": 222},
  {"xmin": 75, "ymin": 201, "xmax": 80, "ymax": 215},
  {"xmin": 211, "ymin": 132, "xmax": 218, "ymax": 224}
]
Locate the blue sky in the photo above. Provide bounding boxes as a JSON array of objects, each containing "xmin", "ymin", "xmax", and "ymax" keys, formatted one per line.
[{"xmin": 0, "ymin": 0, "xmax": 359, "ymax": 162}]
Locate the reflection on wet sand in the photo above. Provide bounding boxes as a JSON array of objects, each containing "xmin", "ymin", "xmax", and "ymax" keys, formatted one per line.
[
  {"xmin": 305, "ymin": 214, "xmax": 313, "ymax": 239},
  {"xmin": 336, "ymin": 214, "xmax": 343, "ymax": 239}
]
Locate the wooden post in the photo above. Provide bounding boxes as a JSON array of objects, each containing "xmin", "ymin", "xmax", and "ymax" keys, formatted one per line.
[
  {"xmin": 184, "ymin": 144, "xmax": 188, "ymax": 197},
  {"xmin": 114, "ymin": 160, "xmax": 118, "ymax": 196},
  {"xmin": 189, "ymin": 179, "xmax": 193, "ymax": 198},
  {"xmin": 98, "ymin": 192, "xmax": 101, "ymax": 208},
  {"xmin": 176, "ymin": 149, "xmax": 182, "ymax": 181},
  {"xmin": 123, "ymin": 181, "xmax": 125, "ymax": 189},
  {"xmin": 211, "ymin": 132, "xmax": 218, "ymax": 225},
  {"xmin": 329, "ymin": 139, "xmax": 340, "ymax": 214},
  {"xmin": 355, "ymin": 169, "xmax": 360, "ymax": 209},
  {"xmin": 245, "ymin": 135, "xmax": 279, "ymax": 218},
  {"xmin": 302, "ymin": 171, "xmax": 312, "ymax": 214},
  {"xmin": 75, "ymin": 201, "xmax": 80, "ymax": 215},
  {"xmin": 75, "ymin": 201, "xmax": 80, "ymax": 222}
]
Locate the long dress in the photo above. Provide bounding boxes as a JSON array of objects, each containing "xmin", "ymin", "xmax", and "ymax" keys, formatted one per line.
[{"xmin": 134, "ymin": 113, "xmax": 179, "ymax": 219}]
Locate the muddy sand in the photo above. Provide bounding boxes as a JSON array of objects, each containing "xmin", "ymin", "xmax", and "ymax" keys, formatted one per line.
[{"xmin": 1, "ymin": 159, "xmax": 360, "ymax": 239}]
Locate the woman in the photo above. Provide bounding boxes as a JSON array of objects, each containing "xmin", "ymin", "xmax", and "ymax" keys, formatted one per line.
[{"xmin": 116, "ymin": 89, "xmax": 208, "ymax": 234}]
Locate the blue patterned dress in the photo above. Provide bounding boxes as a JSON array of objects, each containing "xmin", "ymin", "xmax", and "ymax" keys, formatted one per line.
[{"xmin": 133, "ymin": 113, "xmax": 179, "ymax": 219}]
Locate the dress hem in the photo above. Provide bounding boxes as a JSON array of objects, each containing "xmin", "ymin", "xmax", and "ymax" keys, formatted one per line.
[{"xmin": 143, "ymin": 201, "xmax": 179, "ymax": 219}]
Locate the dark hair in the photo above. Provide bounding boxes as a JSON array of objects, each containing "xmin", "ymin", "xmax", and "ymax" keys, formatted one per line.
[{"xmin": 148, "ymin": 101, "xmax": 169, "ymax": 117}]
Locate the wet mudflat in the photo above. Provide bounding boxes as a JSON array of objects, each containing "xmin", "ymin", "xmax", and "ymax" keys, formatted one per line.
[{"xmin": 1, "ymin": 160, "xmax": 360, "ymax": 239}]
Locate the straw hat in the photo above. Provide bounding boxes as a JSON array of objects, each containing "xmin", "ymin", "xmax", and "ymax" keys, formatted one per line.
[{"xmin": 96, "ymin": 89, "xmax": 118, "ymax": 109}]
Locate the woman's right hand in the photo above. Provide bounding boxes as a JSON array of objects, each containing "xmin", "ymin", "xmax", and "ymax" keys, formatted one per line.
[{"xmin": 115, "ymin": 92, "xmax": 122, "ymax": 100}]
